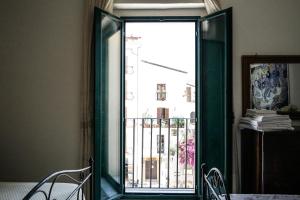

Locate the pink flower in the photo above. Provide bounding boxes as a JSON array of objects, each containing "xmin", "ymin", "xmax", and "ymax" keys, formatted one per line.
[{"xmin": 178, "ymin": 137, "xmax": 195, "ymax": 167}]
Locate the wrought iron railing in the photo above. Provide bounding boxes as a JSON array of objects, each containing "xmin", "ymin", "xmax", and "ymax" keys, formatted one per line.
[{"xmin": 125, "ymin": 118, "xmax": 196, "ymax": 192}]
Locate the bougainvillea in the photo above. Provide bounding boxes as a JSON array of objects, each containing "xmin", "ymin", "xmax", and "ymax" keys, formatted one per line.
[{"xmin": 178, "ymin": 137, "xmax": 195, "ymax": 167}]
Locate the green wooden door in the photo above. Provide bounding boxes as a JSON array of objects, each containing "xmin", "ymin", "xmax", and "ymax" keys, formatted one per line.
[{"xmin": 200, "ymin": 8, "xmax": 232, "ymax": 190}]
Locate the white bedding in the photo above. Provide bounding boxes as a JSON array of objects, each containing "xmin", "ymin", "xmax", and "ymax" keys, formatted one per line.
[{"xmin": 0, "ymin": 182, "xmax": 85, "ymax": 200}]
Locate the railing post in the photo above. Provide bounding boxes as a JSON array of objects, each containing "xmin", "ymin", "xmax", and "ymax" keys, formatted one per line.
[
  {"xmin": 132, "ymin": 119, "xmax": 135, "ymax": 188},
  {"xmin": 150, "ymin": 118, "xmax": 153, "ymax": 188},
  {"xmin": 158, "ymin": 118, "xmax": 162, "ymax": 188},
  {"xmin": 176, "ymin": 118, "xmax": 179, "ymax": 188},
  {"xmin": 185, "ymin": 118, "xmax": 188, "ymax": 189},
  {"xmin": 141, "ymin": 118, "xmax": 144, "ymax": 188},
  {"xmin": 167, "ymin": 118, "xmax": 170, "ymax": 188}
]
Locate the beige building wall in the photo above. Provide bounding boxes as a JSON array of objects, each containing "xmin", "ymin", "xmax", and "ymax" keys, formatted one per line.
[{"xmin": 0, "ymin": 0, "xmax": 84, "ymax": 181}]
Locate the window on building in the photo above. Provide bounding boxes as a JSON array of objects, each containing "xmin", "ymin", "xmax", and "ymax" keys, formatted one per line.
[
  {"xmin": 157, "ymin": 107, "xmax": 169, "ymax": 119},
  {"xmin": 185, "ymin": 85, "xmax": 195, "ymax": 102},
  {"xmin": 157, "ymin": 135, "xmax": 165, "ymax": 154},
  {"xmin": 186, "ymin": 86, "xmax": 192, "ymax": 102},
  {"xmin": 157, "ymin": 84, "xmax": 166, "ymax": 101}
]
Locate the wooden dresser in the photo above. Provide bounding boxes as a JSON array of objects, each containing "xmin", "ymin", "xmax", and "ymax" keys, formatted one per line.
[{"xmin": 241, "ymin": 127, "xmax": 300, "ymax": 194}]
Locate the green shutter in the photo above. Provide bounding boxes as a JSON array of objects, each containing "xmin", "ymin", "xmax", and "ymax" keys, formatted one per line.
[
  {"xmin": 200, "ymin": 8, "xmax": 232, "ymax": 190},
  {"xmin": 94, "ymin": 7, "xmax": 123, "ymax": 200}
]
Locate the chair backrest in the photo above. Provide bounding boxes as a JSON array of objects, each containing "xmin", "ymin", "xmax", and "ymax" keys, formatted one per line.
[{"xmin": 201, "ymin": 164, "xmax": 230, "ymax": 200}]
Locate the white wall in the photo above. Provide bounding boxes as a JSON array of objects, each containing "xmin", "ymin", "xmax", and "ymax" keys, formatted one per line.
[
  {"xmin": 0, "ymin": 0, "xmax": 84, "ymax": 181},
  {"xmin": 220, "ymin": 0, "xmax": 300, "ymax": 192}
]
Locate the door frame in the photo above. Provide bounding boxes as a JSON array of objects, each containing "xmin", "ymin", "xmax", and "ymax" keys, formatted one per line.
[
  {"xmin": 94, "ymin": 9, "xmax": 233, "ymax": 199},
  {"xmin": 121, "ymin": 16, "xmax": 201, "ymax": 199}
]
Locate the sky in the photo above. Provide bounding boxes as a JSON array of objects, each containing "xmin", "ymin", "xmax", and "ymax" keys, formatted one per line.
[{"xmin": 126, "ymin": 22, "xmax": 196, "ymax": 79}]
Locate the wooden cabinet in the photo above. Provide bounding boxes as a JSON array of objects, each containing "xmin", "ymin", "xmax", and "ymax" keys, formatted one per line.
[{"xmin": 241, "ymin": 128, "xmax": 300, "ymax": 194}]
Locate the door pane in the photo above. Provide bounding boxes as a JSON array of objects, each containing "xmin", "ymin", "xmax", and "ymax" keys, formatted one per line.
[
  {"xmin": 101, "ymin": 13, "xmax": 121, "ymax": 183},
  {"xmin": 107, "ymin": 29, "xmax": 121, "ymax": 183}
]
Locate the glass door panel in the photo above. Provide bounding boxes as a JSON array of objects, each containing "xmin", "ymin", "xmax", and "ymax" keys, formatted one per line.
[{"xmin": 106, "ymin": 22, "xmax": 121, "ymax": 184}]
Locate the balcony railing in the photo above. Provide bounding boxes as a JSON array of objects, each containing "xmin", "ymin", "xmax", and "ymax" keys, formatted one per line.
[{"xmin": 125, "ymin": 118, "xmax": 196, "ymax": 193}]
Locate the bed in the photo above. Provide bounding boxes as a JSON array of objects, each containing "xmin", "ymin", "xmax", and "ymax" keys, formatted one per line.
[{"xmin": 0, "ymin": 160, "xmax": 93, "ymax": 200}]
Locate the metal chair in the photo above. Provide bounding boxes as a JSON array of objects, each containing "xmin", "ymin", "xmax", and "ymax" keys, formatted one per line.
[{"xmin": 201, "ymin": 164, "xmax": 230, "ymax": 200}]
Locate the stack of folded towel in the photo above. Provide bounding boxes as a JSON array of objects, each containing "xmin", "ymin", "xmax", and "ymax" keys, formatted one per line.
[{"xmin": 239, "ymin": 109, "xmax": 294, "ymax": 131}]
